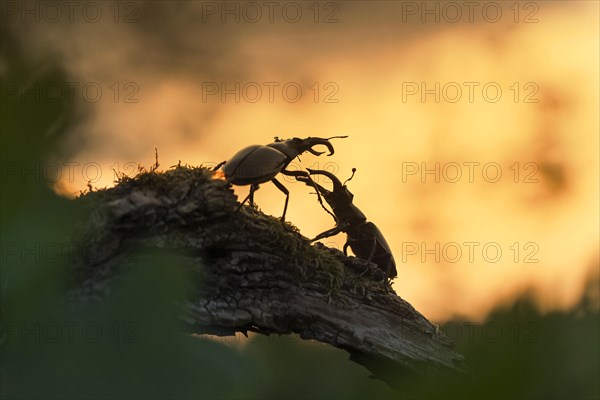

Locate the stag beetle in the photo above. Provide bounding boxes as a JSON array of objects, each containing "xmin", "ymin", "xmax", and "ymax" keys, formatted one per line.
[
  {"xmin": 296, "ymin": 168, "xmax": 397, "ymax": 280},
  {"xmin": 213, "ymin": 136, "xmax": 347, "ymax": 221}
]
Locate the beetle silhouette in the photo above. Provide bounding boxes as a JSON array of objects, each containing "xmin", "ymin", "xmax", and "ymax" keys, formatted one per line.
[
  {"xmin": 214, "ymin": 136, "xmax": 347, "ymax": 221},
  {"xmin": 297, "ymin": 168, "xmax": 397, "ymax": 281}
]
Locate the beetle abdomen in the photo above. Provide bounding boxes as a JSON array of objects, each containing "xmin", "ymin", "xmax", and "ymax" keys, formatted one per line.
[
  {"xmin": 223, "ymin": 145, "xmax": 288, "ymax": 185},
  {"xmin": 348, "ymin": 223, "xmax": 397, "ymax": 278}
]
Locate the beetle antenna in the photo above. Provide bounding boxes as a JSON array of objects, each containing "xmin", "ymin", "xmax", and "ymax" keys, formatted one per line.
[{"xmin": 343, "ymin": 168, "xmax": 357, "ymax": 186}]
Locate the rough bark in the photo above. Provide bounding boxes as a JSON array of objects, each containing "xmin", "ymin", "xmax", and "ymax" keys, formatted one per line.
[{"xmin": 70, "ymin": 166, "xmax": 465, "ymax": 387}]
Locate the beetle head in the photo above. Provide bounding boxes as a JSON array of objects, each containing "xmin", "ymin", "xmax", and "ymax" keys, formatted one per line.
[
  {"xmin": 304, "ymin": 168, "xmax": 366, "ymax": 222},
  {"xmin": 297, "ymin": 168, "xmax": 366, "ymax": 223},
  {"xmin": 305, "ymin": 168, "xmax": 356, "ymax": 202},
  {"xmin": 269, "ymin": 136, "xmax": 347, "ymax": 159}
]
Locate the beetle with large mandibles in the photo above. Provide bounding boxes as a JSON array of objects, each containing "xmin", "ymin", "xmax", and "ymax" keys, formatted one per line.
[
  {"xmin": 213, "ymin": 136, "xmax": 347, "ymax": 221},
  {"xmin": 296, "ymin": 168, "xmax": 397, "ymax": 281}
]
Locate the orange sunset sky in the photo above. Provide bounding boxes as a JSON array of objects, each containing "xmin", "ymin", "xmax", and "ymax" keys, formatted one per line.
[{"xmin": 11, "ymin": 1, "xmax": 597, "ymax": 321}]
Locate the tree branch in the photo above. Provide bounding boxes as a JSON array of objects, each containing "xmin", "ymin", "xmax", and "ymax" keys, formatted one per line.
[{"xmin": 70, "ymin": 166, "xmax": 465, "ymax": 387}]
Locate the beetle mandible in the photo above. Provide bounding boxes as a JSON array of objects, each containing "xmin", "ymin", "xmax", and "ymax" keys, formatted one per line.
[
  {"xmin": 214, "ymin": 136, "xmax": 347, "ymax": 221},
  {"xmin": 296, "ymin": 168, "xmax": 397, "ymax": 281}
]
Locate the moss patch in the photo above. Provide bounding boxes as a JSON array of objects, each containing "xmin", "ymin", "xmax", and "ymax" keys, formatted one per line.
[{"xmin": 77, "ymin": 164, "xmax": 385, "ymax": 296}]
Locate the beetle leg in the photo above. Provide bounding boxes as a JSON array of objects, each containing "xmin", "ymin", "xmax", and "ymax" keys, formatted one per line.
[
  {"xmin": 359, "ymin": 265, "xmax": 370, "ymax": 277},
  {"xmin": 343, "ymin": 241, "xmax": 350, "ymax": 256},
  {"xmin": 384, "ymin": 259, "xmax": 395, "ymax": 290},
  {"xmin": 311, "ymin": 224, "xmax": 345, "ymax": 242},
  {"xmin": 381, "ymin": 256, "xmax": 395, "ymax": 286},
  {"xmin": 271, "ymin": 178, "xmax": 289, "ymax": 221},
  {"xmin": 367, "ymin": 236, "xmax": 377, "ymax": 264},
  {"xmin": 236, "ymin": 184, "xmax": 258, "ymax": 213},
  {"xmin": 249, "ymin": 184, "xmax": 259, "ymax": 206},
  {"xmin": 280, "ymin": 170, "xmax": 306, "ymax": 178},
  {"xmin": 385, "ymin": 261, "xmax": 392, "ymax": 284},
  {"xmin": 212, "ymin": 161, "xmax": 226, "ymax": 171}
]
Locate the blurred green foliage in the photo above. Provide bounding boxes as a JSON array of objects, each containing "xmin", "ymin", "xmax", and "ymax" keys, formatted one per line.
[{"xmin": 1, "ymin": 26, "xmax": 598, "ymax": 400}]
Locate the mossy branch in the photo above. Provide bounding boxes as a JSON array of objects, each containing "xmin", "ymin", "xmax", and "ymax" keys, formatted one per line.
[{"xmin": 70, "ymin": 166, "xmax": 465, "ymax": 387}]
